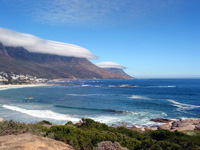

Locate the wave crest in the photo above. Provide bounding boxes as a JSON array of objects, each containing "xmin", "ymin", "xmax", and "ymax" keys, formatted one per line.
[
  {"xmin": 2, "ymin": 105, "xmax": 80, "ymax": 122},
  {"xmin": 167, "ymin": 99, "xmax": 200, "ymax": 111},
  {"xmin": 129, "ymin": 95, "xmax": 150, "ymax": 100}
]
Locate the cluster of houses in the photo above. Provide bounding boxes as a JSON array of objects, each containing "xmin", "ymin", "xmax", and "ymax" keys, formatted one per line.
[{"xmin": 0, "ymin": 72, "xmax": 48, "ymax": 84}]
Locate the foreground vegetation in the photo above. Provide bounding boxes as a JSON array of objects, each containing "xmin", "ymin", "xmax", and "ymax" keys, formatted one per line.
[{"xmin": 0, "ymin": 119, "xmax": 200, "ymax": 150}]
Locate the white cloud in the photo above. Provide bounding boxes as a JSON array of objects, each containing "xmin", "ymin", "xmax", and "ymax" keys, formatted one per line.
[
  {"xmin": 95, "ymin": 62, "xmax": 126, "ymax": 69},
  {"xmin": 0, "ymin": 27, "xmax": 96, "ymax": 59},
  {"xmin": 34, "ymin": 0, "xmax": 180, "ymax": 26},
  {"xmin": 2, "ymin": 0, "xmax": 181, "ymax": 26}
]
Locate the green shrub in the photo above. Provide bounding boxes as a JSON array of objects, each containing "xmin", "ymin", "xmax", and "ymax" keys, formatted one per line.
[
  {"xmin": 65, "ymin": 121, "xmax": 73, "ymax": 125},
  {"xmin": 0, "ymin": 120, "xmax": 28, "ymax": 135},
  {"xmin": 78, "ymin": 118, "xmax": 109, "ymax": 131},
  {"xmin": 1, "ymin": 119, "xmax": 200, "ymax": 150},
  {"xmin": 37, "ymin": 120, "xmax": 52, "ymax": 125}
]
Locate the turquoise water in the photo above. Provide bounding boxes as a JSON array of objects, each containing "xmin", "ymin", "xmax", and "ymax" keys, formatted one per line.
[{"xmin": 0, "ymin": 79, "xmax": 200, "ymax": 127}]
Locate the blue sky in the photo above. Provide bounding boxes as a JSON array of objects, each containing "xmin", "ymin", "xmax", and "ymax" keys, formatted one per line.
[{"xmin": 0, "ymin": 0, "xmax": 199, "ymax": 78}]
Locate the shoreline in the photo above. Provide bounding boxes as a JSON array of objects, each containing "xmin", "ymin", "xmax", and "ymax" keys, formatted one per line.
[
  {"xmin": 0, "ymin": 117, "xmax": 199, "ymax": 133},
  {"xmin": 0, "ymin": 83, "xmax": 52, "ymax": 90}
]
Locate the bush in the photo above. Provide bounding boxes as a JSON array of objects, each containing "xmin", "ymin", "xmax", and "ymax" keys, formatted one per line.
[
  {"xmin": 37, "ymin": 120, "xmax": 52, "ymax": 125},
  {"xmin": 1, "ymin": 119, "xmax": 200, "ymax": 150},
  {"xmin": 151, "ymin": 130, "xmax": 172, "ymax": 141},
  {"xmin": 65, "ymin": 121, "xmax": 73, "ymax": 125},
  {"xmin": 78, "ymin": 118, "xmax": 109, "ymax": 131},
  {"xmin": 45, "ymin": 125, "xmax": 141, "ymax": 150},
  {"xmin": 0, "ymin": 120, "xmax": 28, "ymax": 135}
]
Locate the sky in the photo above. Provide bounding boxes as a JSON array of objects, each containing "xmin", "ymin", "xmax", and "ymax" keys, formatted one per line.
[{"xmin": 0, "ymin": 0, "xmax": 199, "ymax": 78}]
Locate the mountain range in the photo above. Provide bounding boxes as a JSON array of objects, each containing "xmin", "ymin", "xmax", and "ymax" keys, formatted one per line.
[{"xmin": 0, "ymin": 43, "xmax": 132, "ymax": 79}]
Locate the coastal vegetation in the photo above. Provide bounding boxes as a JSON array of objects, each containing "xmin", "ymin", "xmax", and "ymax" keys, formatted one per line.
[{"xmin": 0, "ymin": 118, "xmax": 200, "ymax": 149}]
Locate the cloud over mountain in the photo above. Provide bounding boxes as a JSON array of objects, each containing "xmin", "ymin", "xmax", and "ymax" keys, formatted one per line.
[
  {"xmin": 0, "ymin": 27, "xmax": 96, "ymax": 59},
  {"xmin": 95, "ymin": 62, "xmax": 126, "ymax": 69}
]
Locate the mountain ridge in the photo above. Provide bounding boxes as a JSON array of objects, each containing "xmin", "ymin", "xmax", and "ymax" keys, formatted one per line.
[
  {"xmin": 0, "ymin": 43, "xmax": 132, "ymax": 79},
  {"xmin": 104, "ymin": 68, "xmax": 133, "ymax": 79}
]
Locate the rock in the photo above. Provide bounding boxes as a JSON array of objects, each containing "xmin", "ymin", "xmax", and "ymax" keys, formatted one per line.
[
  {"xmin": 158, "ymin": 121, "xmax": 174, "ymax": 130},
  {"xmin": 177, "ymin": 122, "xmax": 194, "ymax": 128},
  {"xmin": 140, "ymin": 127, "xmax": 146, "ymax": 132},
  {"xmin": 94, "ymin": 141, "xmax": 128, "ymax": 150},
  {"xmin": 150, "ymin": 118, "xmax": 173, "ymax": 123},
  {"xmin": 155, "ymin": 118, "xmax": 200, "ymax": 132},
  {"xmin": 144, "ymin": 127, "xmax": 151, "ymax": 131},
  {"xmin": 0, "ymin": 118, "xmax": 4, "ymax": 122},
  {"xmin": 171, "ymin": 125, "xmax": 196, "ymax": 132},
  {"xmin": 180, "ymin": 118, "xmax": 200, "ymax": 125},
  {"xmin": 150, "ymin": 127, "xmax": 158, "ymax": 131},
  {"xmin": 158, "ymin": 123, "xmax": 172, "ymax": 130},
  {"xmin": 180, "ymin": 118, "xmax": 199, "ymax": 122},
  {"xmin": 195, "ymin": 124, "xmax": 200, "ymax": 130},
  {"xmin": 130, "ymin": 126, "xmax": 144, "ymax": 132},
  {"xmin": 0, "ymin": 133, "xmax": 74, "ymax": 150},
  {"xmin": 144, "ymin": 127, "xmax": 158, "ymax": 131}
]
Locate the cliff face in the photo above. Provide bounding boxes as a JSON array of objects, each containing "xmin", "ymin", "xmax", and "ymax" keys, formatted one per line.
[{"xmin": 0, "ymin": 43, "xmax": 132, "ymax": 79}]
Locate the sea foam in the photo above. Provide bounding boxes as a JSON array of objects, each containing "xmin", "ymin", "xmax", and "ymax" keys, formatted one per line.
[
  {"xmin": 66, "ymin": 94, "xmax": 101, "ymax": 96},
  {"xmin": 167, "ymin": 99, "xmax": 200, "ymax": 111},
  {"xmin": 2, "ymin": 105, "xmax": 80, "ymax": 122},
  {"xmin": 129, "ymin": 95, "xmax": 150, "ymax": 100}
]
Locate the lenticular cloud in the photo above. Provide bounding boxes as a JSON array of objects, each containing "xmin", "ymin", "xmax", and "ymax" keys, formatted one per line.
[
  {"xmin": 95, "ymin": 62, "xmax": 126, "ymax": 69},
  {"xmin": 0, "ymin": 27, "xmax": 96, "ymax": 59}
]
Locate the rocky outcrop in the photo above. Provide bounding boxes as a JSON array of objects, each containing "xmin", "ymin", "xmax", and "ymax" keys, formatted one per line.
[
  {"xmin": 150, "ymin": 118, "xmax": 173, "ymax": 123},
  {"xmin": 104, "ymin": 68, "xmax": 133, "ymax": 79},
  {"xmin": 0, "ymin": 133, "xmax": 74, "ymax": 150},
  {"xmin": 132, "ymin": 118, "xmax": 200, "ymax": 132},
  {"xmin": 154, "ymin": 118, "xmax": 200, "ymax": 132},
  {"xmin": 170, "ymin": 118, "xmax": 200, "ymax": 131}
]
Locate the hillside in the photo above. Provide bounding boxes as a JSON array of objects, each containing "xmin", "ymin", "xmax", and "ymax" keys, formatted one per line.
[
  {"xmin": 0, "ymin": 43, "xmax": 132, "ymax": 79},
  {"xmin": 104, "ymin": 68, "xmax": 133, "ymax": 79}
]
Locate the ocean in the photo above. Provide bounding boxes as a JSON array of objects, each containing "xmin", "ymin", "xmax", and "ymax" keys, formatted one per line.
[{"xmin": 0, "ymin": 79, "xmax": 200, "ymax": 127}]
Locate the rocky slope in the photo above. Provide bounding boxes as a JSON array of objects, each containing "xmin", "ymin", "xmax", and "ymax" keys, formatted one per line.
[
  {"xmin": 0, "ymin": 43, "xmax": 132, "ymax": 79},
  {"xmin": 104, "ymin": 68, "xmax": 133, "ymax": 79},
  {"xmin": 0, "ymin": 133, "xmax": 74, "ymax": 150},
  {"xmin": 131, "ymin": 118, "xmax": 200, "ymax": 132}
]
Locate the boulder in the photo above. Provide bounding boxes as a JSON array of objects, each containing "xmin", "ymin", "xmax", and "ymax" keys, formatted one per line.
[
  {"xmin": 144, "ymin": 127, "xmax": 151, "ymax": 131},
  {"xmin": 130, "ymin": 126, "xmax": 145, "ymax": 132},
  {"xmin": 150, "ymin": 127, "xmax": 158, "ymax": 131},
  {"xmin": 172, "ymin": 125, "xmax": 196, "ymax": 132},
  {"xmin": 150, "ymin": 118, "xmax": 173, "ymax": 123},
  {"xmin": 158, "ymin": 123, "xmax": 172, "ymax": 130},
  {"xmin": 140, "ymin": 127, "xmax": 146, "ymax": 132},
  {"xmin": 177, "ymin": 122, "xmax": 194, "ymax": 128},
  {"xmin": 0, "ymin": 118, "xmax": 4, "ymax": 122},
  {"xmin": 195, "ymin": 124, "xmax": 200, "ymax": 130},
  {"xmin": 180, "ymin": 118, "xmax": 200, "ymax": 124}
]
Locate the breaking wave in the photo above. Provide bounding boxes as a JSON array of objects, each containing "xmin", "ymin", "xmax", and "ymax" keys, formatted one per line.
[
  {"xmin": 167, "ymin": 99, "xmax": 200, "ymax": 111},
  {"xmin": 2, "ymin": 105, "xmax": 80, "ymax": 122},
  {"xmin": 66, "ymin": 94, "xmax": 102, "ymax": 96},
  {"xmin": 144, "ymin": 86, "xmax": 176, "ymax": 88},
  {"xmin": 129, "ymin": 95, "xmax": 150, "ymax": 100}
]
